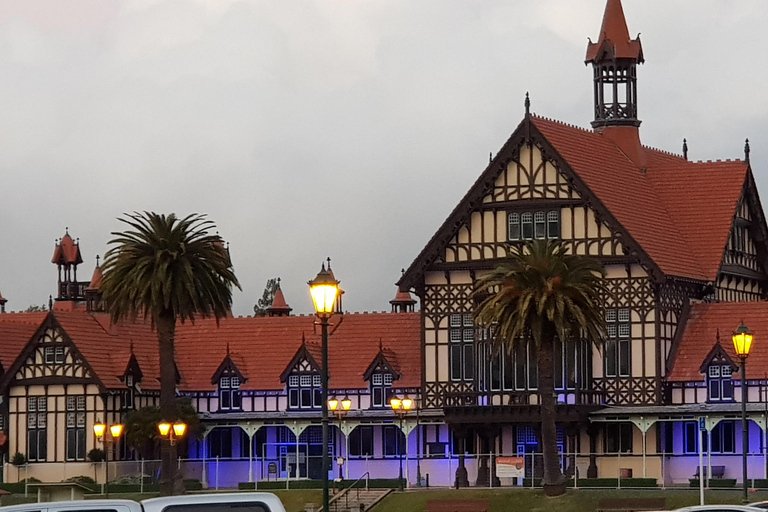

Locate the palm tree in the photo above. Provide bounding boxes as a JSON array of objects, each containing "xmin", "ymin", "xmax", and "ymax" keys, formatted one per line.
[
  {"xmin": 99, "ymin": 212, "xmax": 240, "ymax": 495},
  {"xmin": 474, "ymin": 239, "xmax": 607, "ymax": 496}
]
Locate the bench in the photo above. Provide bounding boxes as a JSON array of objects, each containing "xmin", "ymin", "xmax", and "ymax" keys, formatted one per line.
[
  {"xmin": 693, "ymin": 466, "xmax": 726, "ymax": 479},
  {"xmin": 426, "ymin": 500, "xmax": 490, "ymax": 512},
  {"xmin": 597, "ymin": 498, "xmax": 666, "ymax": 512}
]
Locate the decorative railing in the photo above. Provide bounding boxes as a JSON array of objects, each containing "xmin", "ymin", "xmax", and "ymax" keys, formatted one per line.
[
  {"xmin": 58, "ymin": 281, "xmax": 89, "ymax": 301},
  {"xmin": 722, "ymin": 249, "xmax": 759, "ymax": 271},
  {"xmin": 443, "ymin": 389, "xmax": 604, "ymax": 408}
]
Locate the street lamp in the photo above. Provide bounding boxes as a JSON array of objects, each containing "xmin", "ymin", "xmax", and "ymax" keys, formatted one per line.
[
  {"xmin": 93, "ymin": 420, "xmax": 124, "ymax": 498},
  {"xmin": 309, "ymin": 264, "xmax": 340, "ymax": 512},
  {"xmin": 158, "ymin": 421, "xmax": 188, "ymax": 446},
  {"xmin": 390, "ymin": 396, "xmax": 414, "ymax": 491},
  {"xmin": 329, "ymin": 396, "xmax": 352, "ymax": 480},
  {"xmin": 733, "ymin": 322, "xmax": 754, "ymax": 503}
]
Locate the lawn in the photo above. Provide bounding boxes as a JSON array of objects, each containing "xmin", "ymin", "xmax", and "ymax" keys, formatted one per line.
[{"xmin": 375, "ymin": 488, "xmax": 768, "ymax": 512}]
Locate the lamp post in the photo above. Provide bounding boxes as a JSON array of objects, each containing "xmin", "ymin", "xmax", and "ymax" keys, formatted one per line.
[
  {"xmin": 733, "ymin": 321, "xmax": 754, "ymax": 503},
  {"xmin": 309, "ymin": 264, "xmax": 340, "ymax": 512},
  {"xmin": 93, "ymin": 421, "xmax": 124, "ymax": 498},
  {"xmin": 390, "ymin": 396, "xmax": 414, "ymax": 491},
  {"xmin": 329, "ymin": 396, "xmax": 352, "ymax": 481}
]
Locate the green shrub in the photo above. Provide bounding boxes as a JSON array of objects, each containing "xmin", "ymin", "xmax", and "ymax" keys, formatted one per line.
[
  {"xmin": 689, "ymin": 478, "xmax": 736, "ymax": 488},
  {"xmin": 10, "ymin": 453, "xmax": 26, "ymax": 467},
  {"xmin": 251, "ymin": 478, "xmax": 404, "ymax": 490},
  {"xmin": 64, "ymin": 476, "xmax": 97, "ymax": 491},
  {"xmin": 519, "ymin": 477, "xmax": 657, "ymax": 488},
  {"xmin": 88, "ymin": 449, "xmax": 105, "ymax": 463}
]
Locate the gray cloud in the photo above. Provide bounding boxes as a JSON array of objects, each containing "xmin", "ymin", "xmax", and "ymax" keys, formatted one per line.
[{"xmin": 0, "ymin": 0, "xmax": 766, "ymax": 316}]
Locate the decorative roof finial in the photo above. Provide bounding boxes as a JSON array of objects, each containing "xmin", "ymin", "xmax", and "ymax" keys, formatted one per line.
[
  {"xmin": 95, "ymin": 255, "xmax": 100, "ymax": 267},
  {"xmin": 379, "ymin": 338, "xmax": 383, "ymax": 352},
  {"xmin": 716, "ymin": 328, "xmax": 720, "ymax": 344},
  {"xmin": 682, "ymin": 138, "xmax": 688, "ymax": 161},
  {"xmin": 489, "ymin": 152, "xmax": 492, "ymax": 163},
  {"xmin": 48, "ymin": 295, "xmax": 53, "ymax": 311},
  {"xmin": 326, "ymin": 257, "xmax": 332, "ymax": 270},
  {"xmin": 226, "ymin": 341, "xmax": 230, "ymax": 356},
  {"xmin": 524, "ymin": 92, "xmax": 530, "ymax": 115},
  {"xmin": 745, "ymin": 138, "xmax": 751, "ymax": 163},
  {"xmin": 401, "ymin": 268, "xmax": 405, "ymax": 277}
]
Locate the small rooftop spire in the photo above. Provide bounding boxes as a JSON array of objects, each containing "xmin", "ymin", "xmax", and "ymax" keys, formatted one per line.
[
  {"xmin": 682, "ymin": 138, "xmax": 688, "ymax": 161},
  {"xmin": 524, "ymin": 92, "xmax": 530, "ymax": 115},
  {"xmin": 745, "ymin": 138, "xmax": 750, "ymax": 163}
]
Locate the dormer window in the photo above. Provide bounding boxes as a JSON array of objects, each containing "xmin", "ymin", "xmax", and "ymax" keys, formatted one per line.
[
  {"xmin": 707, "ymin": 365, "xmax": 734, "ymax": 402},
  {"xmin": 371, "ymin": 373, "xmax": 394, "ymax": 408},
  {"xmin": 288, "ymin": 374, "xmax": 321, "ymax": 409},
  {"xmin": 44, "ymin": 346, "xmax": 65, "ymax": 365},
  {"xmin": 219, "ymin": 376, "xmax": 242, "ymax": 411}
]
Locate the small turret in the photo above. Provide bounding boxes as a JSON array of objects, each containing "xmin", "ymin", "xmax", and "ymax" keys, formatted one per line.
[
  {"xmin": 0, "ymin": 288, "xmax": 7, "ymax": 313},
  {"xmin": 390, "ymin": 270, "xmax": 417, "ymax": 313},
  {"xmin": 266, "ymin": 278, "xmax": 292, "ymax": 317},
  {"xmin": 52, "ymin": 228, "xmax": 87, "ymax": 301}
]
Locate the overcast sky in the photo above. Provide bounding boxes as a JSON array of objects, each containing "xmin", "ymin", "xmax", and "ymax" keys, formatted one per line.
[{"xmin": 1, "ymin": 0, "xmax": 766, "ymax": 317}]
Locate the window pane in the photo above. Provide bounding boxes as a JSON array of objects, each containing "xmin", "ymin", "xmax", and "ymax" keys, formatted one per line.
[
  {"xmin": 67, "ymin": 396, "xmax": 76, "ymax": 411},
  {"xmin": 288, "ymin": 375, "xmax": 299, "ymax": 387},
  {"xmin": 76, "ymin": 429, "xmax": 85, "ymax": 460},
  {"xmin": 372, "ymin": 374, "xmax": 383, "ymax": 385},
  {"xmin": 66, "ymin": 429, "xmax": 76, "ymax": 460},
  {"xmin": 522, "ymin": 213, "xmax": 533, "ymax": 239},
  {"xmin": 289, "ymin": 389, "xmax": 299, "ymax": 408},
  {"xmin": 373, "ymin": 387, "xmax": 383, "ymax": 407},
  {"xmin": 605, "ymin": 340, "xmax": 617, "ymax": 377},
  {"xmin": 232, "ymin": 391, "xmax": 242, "ymax": 409},
  {"xmin": 449, "ymin": 314, "xmax": 462, "ymax": 327},
  {"xmin": 231, "ymin": 377, "xmax": 240, "ymax": 388},
  {"xmin": 76, "ymin": 396, "xmax": 86, "ymax": 410},
  {"xmin": 463, "ymin": 345, "xmax": 474, "ymax": 381},
  {"xmin": 554, "ymin": 339, "xmax": 563, "ymax": 390},
  {"xmin": 528, "ymin": 343, "xmax": 538, "ymax": 388},
  {"xmin": 605, "ymin": 309, "xmax": 617, "ymax": 323},
  {"xmin": 547, "ymin": 211, "xmax": 559, "ymax": 239},
  {"xmin": 450, "ymin": 345, "xmax": 462, "ymax": 381},
  {"xmin": 220, "ymin": 391, "xmax": 231, "ymax": 410},
  {"xmin": 220, "ymin": 377, "xmax": 230, "ymax": 389},
  {"xmin": 709, "ymin": 379, "xmax": 721, "ymax": 400},
  {"xmin": 709, "ymin": 366, "xmax": 721, "ymax": 378},
  {"xmin": 534, "ymin": 211, "xmax": 546, "ymax": 239},
  {"xmin": 313, "ymin": 375, "xmax": 321, "ymax": 387},
  {"xmin": 508, "ymin": 213, "xmax": 520, "ymax": 240},
  {"xmin": 618, "ymin": 309, "xmax": 630, "ymax": 322},
  {"xmin": 619, "ymin": 339, "xmax": 630, "ymax": 376},
  {"xmin": 450, "ymin": 329, "xmax": 462, "ymax": 342},
  {"xmin": 722, "ymin": 379, "xmax": 733, "ymax": 400},
  {"xmin": 721, "ymin": 366, "xmax": 732, "ymax": 377},
  {"xmin": 361, "ymin": 427, "xmax": 374, "ymax": 456},
  {"xmin": 300, "ymin": 375, "xmax": 312, "ymax": 387},
  {"xmin": 28, "ymin": 398, "xmax": 36, "ymax": 412},
  {"xmin": 618, "ymin": 324, "xmax": 630, "ymax": 338},
  {"xmin": 383, "ymin": 374, "xmax": 393, "ymax": 385},
  {"xmin": 515, "ymin": 342, "xmax": 527, "ymax": 390},
  {"xmin": 301, "ymin": 389, "xmax": 311, "ymax": 407}
]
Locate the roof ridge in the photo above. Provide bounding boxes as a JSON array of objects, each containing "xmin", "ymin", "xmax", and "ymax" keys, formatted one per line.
[
  {"xmin": 531, "ymin": 114, "xmax": 594, "ymax": 135},
  {"xmin": 642, "ymin": 144, "xmax": 685, "ymax": 159}
]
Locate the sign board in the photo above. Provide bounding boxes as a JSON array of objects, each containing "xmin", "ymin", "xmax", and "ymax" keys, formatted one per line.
[
  {"xmin": 699, "ymin": 417, "xmax": 706, "ymax": 431},
  {"xmin": 496, "ymin": 456, "xmax": 525, "ymax": 478}
]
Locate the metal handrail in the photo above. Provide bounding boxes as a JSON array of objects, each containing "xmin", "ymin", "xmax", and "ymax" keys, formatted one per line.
[{"xmin": 334, "ymin": 472, "xmax": 370, "ymax": 512}]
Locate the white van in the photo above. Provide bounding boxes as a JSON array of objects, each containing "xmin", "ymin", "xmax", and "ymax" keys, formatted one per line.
[{"xmin": 0, "ymin": 492, "xmax": 287, "ymax": 512}]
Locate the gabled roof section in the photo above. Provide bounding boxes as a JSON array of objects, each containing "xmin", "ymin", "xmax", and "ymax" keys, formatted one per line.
[
  {"xmin": 211, "ymin": 351, "xmax": 247, "ymax": 384},
  {"xmin": 667, "ymin": 302, "xmax": 768, "ymax": 381},
  {"xmin": 123, "ymin": 351, "xmax": 144, "ymax": 383},
  {"xmin": 698, "ymin": 334, "xmax": 737, "ymax": 374},
  {"xmin": 0, "ymin": 312, "xmax": 48, "ymax": 374},
  {"xmin": 279, "ymin": 337, "xmax": 321, "ymax": 383},
  {"xmin": 585, "ymin": 0, "xmax": 643, "ymax": 63},
  {"xmin": 87, "ymin": 260, "xmax": 103, "ymax": 290},
  {"xmin": 363, "ymin": 344, "xmax": 400, "ymax": 381}
]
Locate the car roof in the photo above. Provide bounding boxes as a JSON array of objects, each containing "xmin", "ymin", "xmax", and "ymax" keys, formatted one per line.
[
  {"xmin": 141, "ymin": 492, "xmax": 284, "ymax": 512},
  {"xmin": 675, "ymin": 506, "xmax": 766, "ymax": 511},
  {"xmin": 0, "ymin": 499, "xmax": 141, "ymax": 511}
]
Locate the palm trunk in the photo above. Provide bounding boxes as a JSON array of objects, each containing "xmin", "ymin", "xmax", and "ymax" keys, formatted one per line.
[
  {"xmin": 157, "ymin": 311, "xmax": 179, "ymax": 496},
  {"xmin": 538, "ymin": 337, "xmax": 566, "ymax": 496}
]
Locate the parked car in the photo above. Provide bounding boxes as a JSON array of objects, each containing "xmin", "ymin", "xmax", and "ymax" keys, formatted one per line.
[
  {"xmin": 0, "ymin": 492, "xmax": 287, "ymax": 512},
  {"xmin": 745, "ymin": 502, "xmax": 768, "ymax": 510}
]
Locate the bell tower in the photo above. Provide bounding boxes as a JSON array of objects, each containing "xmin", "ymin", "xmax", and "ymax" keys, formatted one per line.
[{"xmin": 586, "ymin": 0, "xmax": 644, "ymax": 129}]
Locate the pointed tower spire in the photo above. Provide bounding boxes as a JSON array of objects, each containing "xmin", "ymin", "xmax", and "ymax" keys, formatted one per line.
[
  {"xmin": 745, "ymin": 138, "xmax": 751, "ymax": 163},
  {"xmin": 586, "ymin": 0, "xmax": 644, "ymax": 129},
  {"xmin": 267, "ymin": 277, "xmax": 293, "ymax": 317},
  {"xmin": 524, "ymin": 92, "xmax": 530, "ymax": 115}
]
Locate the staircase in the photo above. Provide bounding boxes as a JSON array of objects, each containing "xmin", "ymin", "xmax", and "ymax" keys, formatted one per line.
[{"xmin": 330, "ymin": 488, "xmax": 392, "ymax": 512}]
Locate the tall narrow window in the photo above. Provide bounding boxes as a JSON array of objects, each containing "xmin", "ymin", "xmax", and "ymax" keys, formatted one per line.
[
  {"xmin": 604, "ymin": 423, "xmax": 633, "ymax": 453},
  {"xmin": 27, "ymin": 397, "xmax": 47, "ymax": 462},
  {"xmin": 521, "ymin": 213, "xmax": 534, "ymax": 240},
  {"xmin": 508, "ymin": 213, "xmax": 520, "ymax": 241},
  {"xmin": 66, "ymin": 395, "xmax": 86, "ymax": 461},
  {"xmin": 371, "ymin": 373, "xmax": 394, "ymax": 408},
  {"xmin": 383, "ymin": 426, "xmax": 406, "ymax": 457},
  {"xmin": 605, "ymin": 309, "xmax": 630, "ymax": 377},
  {"xmin": 547, "ymin": 211, "xmax": 560, "ymax": 239},
  {"xmin": 534, "ymin": 212, "xmax": 546, "ymax": 239},
  {"xmin": 449, "ymin": 314, "xmax": 474, "ymax": 382},
  {"xmin": 349, "ymin": 426, "xmax": 374, "ymax": 457},
  {"xmin": 219, "ymin": 376, "xmax": 242, "ymax": 411}
]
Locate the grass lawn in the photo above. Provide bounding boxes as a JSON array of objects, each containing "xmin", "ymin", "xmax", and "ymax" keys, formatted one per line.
[{"xmin": 375, "ymin": 488, "xmax": 768, "ymax": 512}]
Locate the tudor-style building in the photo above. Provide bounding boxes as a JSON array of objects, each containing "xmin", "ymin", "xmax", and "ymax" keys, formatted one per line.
[{"xmin": 397, "ymin": 0, "xmax": 768, "ymax": 485}]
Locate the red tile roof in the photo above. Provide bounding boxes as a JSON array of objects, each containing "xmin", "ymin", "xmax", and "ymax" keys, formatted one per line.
[
  {"xmin": 531, "ymin": 116, "xmax": 746, "ymax": 281},
  {"xmin": 667, "ymin": 302, "xmax": 768, "ymax": 381},
  {"xmin": 585, "ymin": 0, "xmax": 643, "ymax": 63},
  {"xmin": 87, "ymin": 265, "xmax": 102, "ymax": 290},
  {"xmin": 174, "ymin": 312, "xmax": 420, "ymax": 392},
  {"xmin": 0, "ymin": 313, "xmax": 47, "ymax": 371}
]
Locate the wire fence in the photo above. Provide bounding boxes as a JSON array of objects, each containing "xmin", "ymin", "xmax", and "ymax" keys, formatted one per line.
[{"xmin": 7, "ymin": 452, "xmax": 768, "ymax": 491}]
